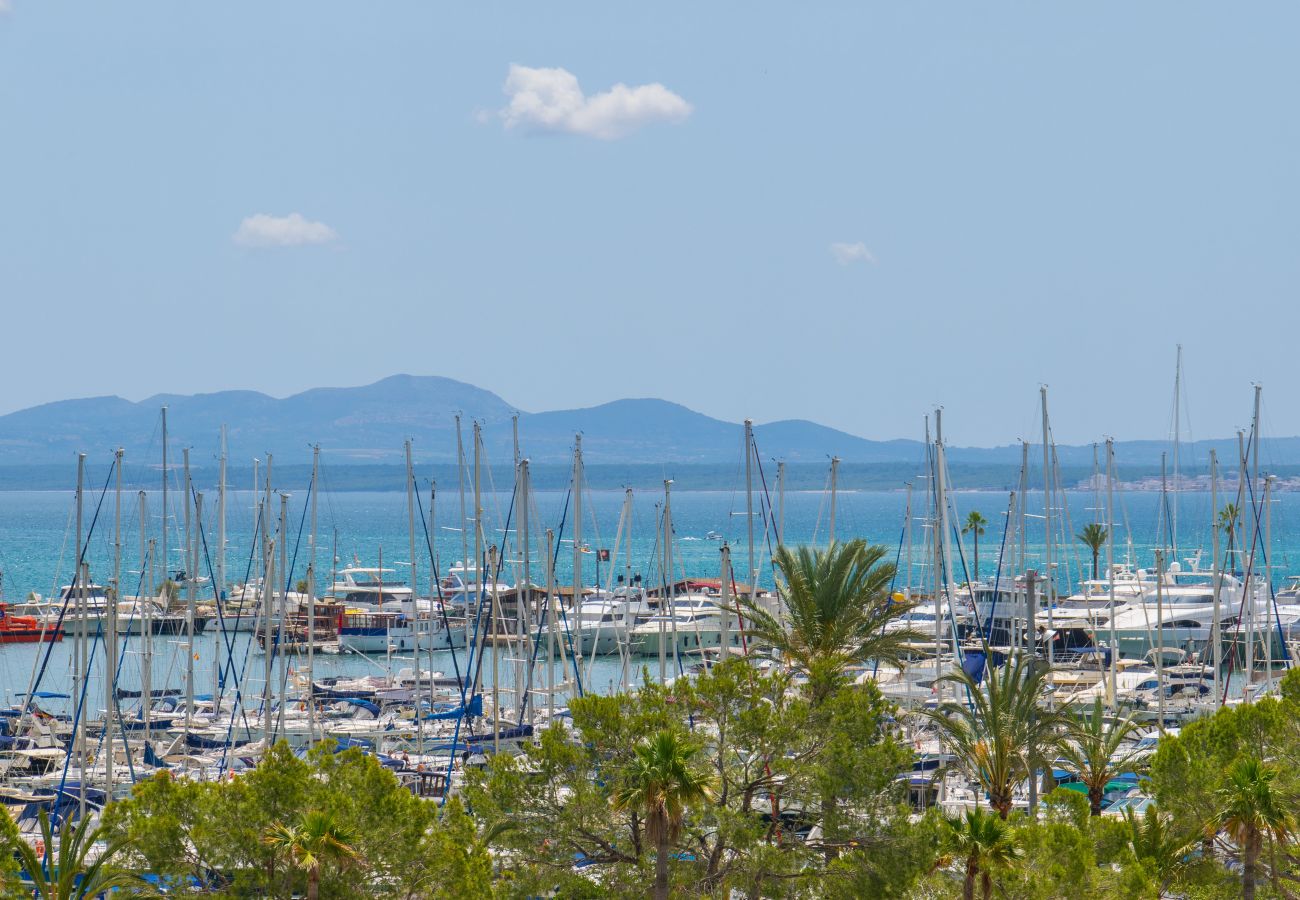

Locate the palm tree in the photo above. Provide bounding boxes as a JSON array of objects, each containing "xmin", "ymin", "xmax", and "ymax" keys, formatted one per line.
[
  {"xmin": 738, "ymin": 540, "xmax": 923, "ymax": 707},
  {"xmin": 611, "ymin": 730, "xmax": 714, "ymax": 900},
  {"xmin": 923, "ymin": 652, "xmax": 1071, "ymax": 819},
  {"xmin": 1058, "ymin": 697, "xmax": 1148, "ymax": 816},
  {"xmin": 262, "ymin": 810, "xmax": 363, "ymax": 900},
  {"xmin": 1218, "ymin": 503, "xmax": 1241, "ymax": 572},
  {"xmin": 1214, "ymin": 757, "xmax": 1296, "ymax": 900},
  {"xmin": 1121, "ymin": 805, "xmax": 1195, "ymax": 898},
  {"xmin": 4, "ymin": 808, "xmax": 143, "ymax": 899},
  {"xmin": 943, "ymin": 807, "xmax": 1022, "ymax": 900},
  {"xmin": 1077, "ymin": 523, "xmax": 1108, "ymax": 581},
  {"xmin": 962, "ymin": 511, "xmax": 989, "ymax": 581}
]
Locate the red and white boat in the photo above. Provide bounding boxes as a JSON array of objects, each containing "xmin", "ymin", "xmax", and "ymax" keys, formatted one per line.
[{"xmin": 0, "ymin": 602, "xmax": 63, "ymax": 644}]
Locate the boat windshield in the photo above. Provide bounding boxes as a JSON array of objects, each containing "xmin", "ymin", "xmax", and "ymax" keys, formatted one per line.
[{"xmin": 348, "ymin": 572, "xmax": 406, "ymax": 587}]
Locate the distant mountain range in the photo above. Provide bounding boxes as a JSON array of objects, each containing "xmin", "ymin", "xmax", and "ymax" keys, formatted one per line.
[{"xmin": 1, "ymin": 374, "xmax": 1298, "ymax": 473}]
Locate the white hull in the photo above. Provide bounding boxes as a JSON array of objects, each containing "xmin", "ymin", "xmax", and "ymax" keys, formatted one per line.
[
  {"xmin": 338, "ymin": 618, "xmax": 465, "ymax": 655},
  {"xmin": 629, "ymin": 624, "xmax": 744, "ymax": 658}
]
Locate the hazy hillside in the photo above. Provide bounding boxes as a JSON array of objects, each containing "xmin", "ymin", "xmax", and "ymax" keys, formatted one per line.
[{"xmin": 0, "ymin": 375, "xmax": 1296, "ymax": 476}]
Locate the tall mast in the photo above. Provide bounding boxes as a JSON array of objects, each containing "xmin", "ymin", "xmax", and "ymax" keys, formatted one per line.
[
  {"xmin": 545, "ymin": 528, "xmax": 556, "ymax": 720},
  {"xmin": 664, "ymin": 479, "xmax": 678, "ymax": 677},
  {"xmin": 107, "ymin": 448, "xmax": 122, "ymax": 797},
  {"xmin": 1250, "ymin": 385, "xmax": 1262, "ymax": 573},
  {"xmin": 490, "ymin": 544, "xmax": 501, "ymax": 753},
  {"xmin": 1253, "ymin": 384, "xmax": 1261, "ymax": 485},
  {"xmin": 1018, "ymin": 441, "xmax": 1029, "ymax": 650},
  {"xmin": 183, "ymin": 448, "xmax": 195, "ymax": 751},
  {"xmin": 192, "ymin": 491, "xmax": 204, "ymax": 743},
  {"xmin": 427, "ymin": 479, "xmax": 437, "ymax": 714},
  {"xmin": 619, "ymin": 487, "xmax": 635, "ymax": 690},
  {"xmin": 405, "ymin": 439, "xmax": 418, "ymax": 747},
  {"xmin": 1106, "ymin": 439, "xmax": 1117, "ymax": 708},
  {"xmin": 139, "ymin": 493, "xmax": 152, "ymax": 752},
  {"xmin": 218, "ymin": 428, "xmax": 227, "ymax": 600},
  {"xmin": 308, "ymin": 444, "xmax": 319, "ymax": 744},
  {"xmin": 1160, "ymin": 453, "xmax": 1169, "ymax": 551},
  {"xmin": 719, "ymin": 544, "xmax": 732, "ymax": 658},
  {"xmin": 263, "ymin": 453, "xmax": 273, "ymax": 611},
  {"xmin": 74, "ymin": 453, "xmax": 86, "ymax": 816},
  {"xmin": 659, "ymin": 496, "xmax": 668, "ymax": 684},
  {"xmin": 933, "ymin": 413, "xmax": 954, "ymax": 697},
  {"xmin": 261, "ymin": 499, "xmax": 273, "ymax": 746},
  {"xmin": 744, "ymin": 420, "xmax": 755, "ymax": 604},
  {"xmin": 161, "ymin": 407, "xmax": 168, "ymax": 592},
  {"xmin": 1264, "ymin": 475, "xmax": 1275, "ymax": 684},
  {"xmin": 1172, "ymin": 344, "xmax": 1182, "ymax": 558},
  {"xmin": 474, "ymin": 420, "xmax": 484, "ymax": 600},
  {"xmin": 1238, "ymin": 430, "xmax": 1252, "ymax": 701},
  {"xmin": 1040, "ymin": 387, "xmax": 1053, "ymax": 666},
  {"xmin": 931, "ymin": 410, "xmax": 942, "ymax": 689},
  {"xmin": 1091, "ymin": 443, "xmax": 1100, "ymax": 524},
  {"xmin": 471, "ymin": 423, "xmax": 484, "ymax": 697},
  {"xmin": 1210, "ymin": 448, "xmax": 1221, "ymax": 706},
  {"xmin": 518, "ymin": 458, "xmax": 532, "ymax": 719},
  {"xmin": 776, "ymin": 461, "xmax": 786, "ymax": 548},
  {"xmin": 215, "ymin": 428, "xmax": 227, "ymax": 712},
  {"xmin": 456, "ymin": 414, "xmax": 469, "ymax": 583},
  {"xmin": 828, "ymin": 456, "xmax": 840, "ymax": 546},
  {"xmin": 276, "ymin": 492, "xmax": 289, "ymax": 737},
  {"xmin": 903, "ymin": 482, "xmax": 914, "ymax": 601},
  {"xmin": 1155, "ymin": 549, "xmax": 1166, "ymax": 727},
  {"xmin": 572, "ymin": 434, "xmax": 583, "ymax": 657}
]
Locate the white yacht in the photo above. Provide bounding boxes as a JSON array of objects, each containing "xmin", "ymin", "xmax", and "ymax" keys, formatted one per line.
[
  {"xmin": 15, "ymin": 582, "xmax": 115, "ymax": 623},
  {"xmin": 114, "ymin": 598, "xmax": 203, "ymax": 636},
  {"xmin": 435, "ymin": 563, "xmax": 512, "ymax": 606},
  {"xmin": 883, "ymin": 602, "xmax": 959, "ymax": 643},
  {"xmin": 330, "ymin": 567, "xmax": 414, "ymax": 609},
  {"xmin": 572, "ymin": 588, "xmax": 649, "ymax": 655},
  {"xmin": 627, "ymin": 595, "xmax": 743, "ymax": 659},
  {"xmin": 338, "ymin": 603, "xmax": 466, "ymax": 654},
  {"xmin": 1096, "ymin": 569, "xmax": 1250, "ymax": 659},
  {"xmin": 219, "ymin": 582, "xmax": 312, "ymax": 632},
  {"xmin": 1056, "ymin": 564, "xmax": 1150, "ymax": 615}
]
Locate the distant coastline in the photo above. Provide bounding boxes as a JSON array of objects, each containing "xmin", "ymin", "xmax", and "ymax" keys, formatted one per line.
[{"xmin": 2, "ymin": 461, "xmax": 1296, "ymax": 492}]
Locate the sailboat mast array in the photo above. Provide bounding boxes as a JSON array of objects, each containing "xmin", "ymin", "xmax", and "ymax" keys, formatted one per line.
[{"xmin": 9, "ymin": 360, "xmax": 1300, "ymax": 849}]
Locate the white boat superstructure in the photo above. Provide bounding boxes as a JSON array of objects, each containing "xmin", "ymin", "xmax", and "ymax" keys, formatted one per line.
[
  {"xmin": 573, "ymin": 588, "xmax": 649, "ymax": 654},
  {"xmin": 435, "ymin": 563, "xmax": 512, "ymax": 607},
  {"xmin": 330, "ymin": 567, "xmax": 413, "ymax": 609},
  {"xmin": 15, "ymin": 582, "xmax": 115, "ymax": 623},
  {"xmin": 627, "ymin": 594, "xmax": 743, "ymax": 659},
  {"xmin": 1097, "ymin": 570, "xmax": 1251, "ymax": 658},
  {"xmin": 338, "ymin": 604, "xmax": 466, "ymax": 654},
  {"xmin": 114, "ymin": 597, "xmax": 196, "ymax": 635}
]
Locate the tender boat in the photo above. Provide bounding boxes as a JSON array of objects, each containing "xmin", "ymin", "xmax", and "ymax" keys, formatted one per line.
[{"xmin": 0, "ymin": 602, "xmax": 63, "ymax": 643}]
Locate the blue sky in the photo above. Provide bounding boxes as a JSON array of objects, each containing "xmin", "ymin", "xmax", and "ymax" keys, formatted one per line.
[{"xmin": 1, "ymin": 3, "xmax": 1296, "ymax": 446}]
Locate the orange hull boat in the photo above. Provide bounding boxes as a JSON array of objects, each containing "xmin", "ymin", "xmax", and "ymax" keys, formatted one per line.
[{"xmin": 0, "ymin": 604, "xmax": 63, "ymax": 643}]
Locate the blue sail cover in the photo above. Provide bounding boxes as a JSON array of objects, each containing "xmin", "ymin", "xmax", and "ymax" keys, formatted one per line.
[
  {"xmin": 464, "ymin": 724, "xmax": 533, "ymax": 745},
  {"xmin": 338, "ymin": 698, "xmax": 381, "ymax": 716},
  {"xmin": 425, "ymin": 694, "xmax": 483, "ymax": 721},
  {"xmin": 143, "ymin": 741, "xmax": 170, "ymax": 768},
  {"xmin": 962, "ymin": 652, "xmax": 987, "ymax": 685}
]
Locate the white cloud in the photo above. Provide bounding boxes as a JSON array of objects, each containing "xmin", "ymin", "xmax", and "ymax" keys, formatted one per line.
[
  {"xmin": 830, "ymin": 242, "xmax": 877, "ymax": 265},
  {"xmin": 499, "ymin": 64, "xmax": 692, "ymax": 140},
  {"xmin": 0, "ymin": 1, "xmax": 12, "ymax": 14},
  {"xmin": 233, "ymin": 213, "xmax": 338, "ymax": 248}
]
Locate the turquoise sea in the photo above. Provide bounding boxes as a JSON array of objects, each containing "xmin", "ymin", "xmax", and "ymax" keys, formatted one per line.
[{"xmin": 0, "ymin": 487, "xmax": 1295, "ymax": 710}]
